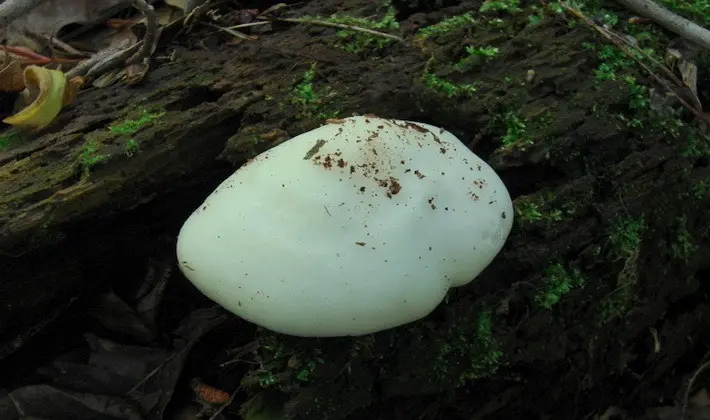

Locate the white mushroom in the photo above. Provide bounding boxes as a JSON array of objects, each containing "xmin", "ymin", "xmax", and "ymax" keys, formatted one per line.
[{"xmin": 176, "ymin": 116, "xmax": 513, "ymax": 337}]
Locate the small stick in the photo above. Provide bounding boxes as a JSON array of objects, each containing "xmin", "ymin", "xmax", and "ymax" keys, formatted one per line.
[
  {"xmin": 260, "ymin": 16, "xmax": 404, "ymax": 43},
  {"xmin": 561, "ymin": 3, "xmax": 709, "ymax": 123},
  {"xmin": 616, "ymin": 0, "xmax": 710, "ymax": 51},
  {"xmin": 202, "ymin": 21, "xmax": 257, "ymax": 40},
  {"xmin": 0, "ymin": 45, "xmax": 49, "ymax": 62},
  {"xmin": 126, "ymin": 0, "xmax": 158, "ymax": 65},
  {"xmin": 66, "ymin": 43, "xmax": 140, "ymax": 79},
  {"xmin": 0, "ymin": 45, "xmax": 81, "ymax": 64},
  {"xmin": 227, "ymin": 21, "xmax": 272, "ymax": 30},
  {"xmin": 49, "ymin": 34, "xmax": 87, "ymax": 56},
  {"xmin": 681, "ymin": 357, "xmax": 710, "ymax": 420}
]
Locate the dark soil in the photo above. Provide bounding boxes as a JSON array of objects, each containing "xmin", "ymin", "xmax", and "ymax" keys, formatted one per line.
[{"xmin": 1, "ymin": 0, "xmax": 710, "ymax": 419}]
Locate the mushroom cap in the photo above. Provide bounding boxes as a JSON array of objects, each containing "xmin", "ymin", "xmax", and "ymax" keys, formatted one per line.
[{"xmin": 176, "ymin": 116, "xmax": 513, "ymax": 337}]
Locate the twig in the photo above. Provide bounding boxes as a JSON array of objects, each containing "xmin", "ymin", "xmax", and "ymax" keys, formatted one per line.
[
  {"xmin": 615, "ymin": 0, "xmax": 710, "ymax": 51},
  {"xmin": 126, "ymin": 0, "xmax": 158, "ymax": 66},
  {"xmin": 0, "ymin": 45, "xmax": 81, "ymax": 64},
  {"xmin": 0, "ymin": 297, "xmax": 78, "ymax": 361},
  {"xmin": 66, "ymin": 43, "xmax": 140, "ymax": 79},
  {"xmin": 561, "ymin": 3, "xmax": 710, "ymax": 124},
  {"xmin": 260, "ymin": 16, "xmax": 404, "ymax": 43},
  {"xmin": 202, "ymin": 21, "xmax": 257, "ymax": 40},
  {"xmin": 227, "ymin": 21, "xmax": 272, "ymax": 30},
  {"xmin": 0, "ymin": 45, "xmax": 50, "ymax": 62},
  {"xmin": 0, "ymin": 0, "xmax": 51, "ymax": 29},
  {"xmin": 681, "ymin": 356, "xmax": 710, "ymax": 420},
  {"xmin": 48, "ymin": 34, "xmax": 87, "ymax": 57}
]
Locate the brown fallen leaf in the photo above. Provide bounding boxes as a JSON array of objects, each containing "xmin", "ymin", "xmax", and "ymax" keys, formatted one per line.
[
  {"xmin": 0, "ymin": 60, "xmax": 25, "ymax": 91},
  {"xmin": 62, "ymin": 76, "xmax": 86, "ymax": 105},
  {"xmin": 0, "ymin": 0, "xmax": 130, "ymax": 50}
]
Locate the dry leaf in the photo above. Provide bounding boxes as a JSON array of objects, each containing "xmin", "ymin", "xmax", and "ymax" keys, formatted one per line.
[
  {"xmin": 92, "ymin": 69, "xmax": 125, "ymax": 88},
  {"xmin": 3, "ymin": 66, "xmax": 68, "ymax": 131},
  {"xmin": 0, "ymin": 61, "xmax": 26, "ymax": 91},
  {"xmin": 0, "ymin": 0, "xmax": 129, "ymax": 50},
  {"xmin": 665, "ymin": 47, "xmax": 703, "ymax": 112},
  {"xmin": 62, "ymin": 76, "xmax": 86, "ymax": 105}
]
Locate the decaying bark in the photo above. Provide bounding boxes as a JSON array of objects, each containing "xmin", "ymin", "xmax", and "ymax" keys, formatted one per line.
[{"xmin": 1, "ymin": 0, "xmax": 710, "ymax": 418}]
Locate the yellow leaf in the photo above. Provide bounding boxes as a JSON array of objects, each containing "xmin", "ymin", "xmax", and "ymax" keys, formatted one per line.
[{"xmin": 3, "ymin": 65, "xmax": 67, "ymax": 131}]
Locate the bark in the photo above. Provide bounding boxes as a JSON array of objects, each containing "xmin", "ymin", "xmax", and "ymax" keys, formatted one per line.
[{"xmin": 1, "ymin": 0, "xmax": 709, "ymax": 418}]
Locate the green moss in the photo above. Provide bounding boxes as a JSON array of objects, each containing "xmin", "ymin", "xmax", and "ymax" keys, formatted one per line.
[
  {"xmin": 500, "ymin": 112, "xmax": 533, "ymax": 150},
  {"xmin": 691, "ymin": 180, "xmax": 710, "ymax": 199},
  {"xmin": 434, "ymin": 310, "xmax": 503, "ymax": 384},
  {"xmin": 109, "ymin": 109, "xmax": 166, "ymax": 135},
  {"xmin": 535, "ymin": 263, "xmax": 586, "ymax": 309},
  {"xmin": 124, "ymin": 139, "xmax": 140, "ymax": 157},
  {"xmin": 0, "ymin": 130, "xmax": 22, "ymax": 150},
  {"xmin": 480, "ymin": 0, "xmax": 522, "ymax": 14},
  {"xmin": 670, "ymin": 215, "xmax": 697, "ymax": 263},
  {"xmin": 421, "ymin": 71, "xmax": 477, "ymax": 98},
  {"xmin": 453, "ymin": 45, "xmax": 499, "ymax": 71},
  {"xmin": 79, "ymin": 140, "xmax": 110, "ymax": 175},
  {"xmin": 682, "ymin": 129, "xmax": 710, "ymax": 158},
  {"xmin": 290, "ymin": 63, "xmax": 340, "ymax": 120},
  {"xmin": 609, "ymin": 216, "xmax": 645, "ymax": 257},
  {"xmin": 302, "ymin": 1, "xmax": 399, "ymax": 53},
  {"xmin": 527, "ymin": 2, "xmax": 564, "ymax": 25},
  {"xmin": 514, "ymin": 193, "xmax": 564, "ymax": 225},
  {"xmin": 658, "ymin": 0, "xmax": 710, "ymax": 24},
  {"xmin": 416, "ymin": 12, "xmax": 476, "ymax": 39},
  {"xmin": 516, "ymin": 201, "xmax": 543, "ymax": 222},
  {"xmin": 598, "ymin": 215, "xmax": 646, "ymax": 324}
]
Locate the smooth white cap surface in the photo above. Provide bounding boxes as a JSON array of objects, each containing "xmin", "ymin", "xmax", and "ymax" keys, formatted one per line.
[{"xmin": 176, "ymin": 116, "xmax": 513, "ymax": 337}]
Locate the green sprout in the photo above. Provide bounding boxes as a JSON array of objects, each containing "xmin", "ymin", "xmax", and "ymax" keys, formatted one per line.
[{"xmin": 480, "ymin": 0, "xmax": 522, "ymax": 14}]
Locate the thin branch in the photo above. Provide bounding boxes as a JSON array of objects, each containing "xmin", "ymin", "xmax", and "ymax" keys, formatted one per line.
[
  {"xmin": 260, "ymin": 16, "xmax": 404, "ymax": 43},
  {"xmin": 561, "ymin": 3, "xmax": 710, "ymax": 124},
  {"xmin": 126, "ymin": 0, "xmax": 157, "ymax": 65},
  {"xmin": 202, "ymin": 22, "xmax": 257, "ymax": 40},
  {"xmin": 66, "ymin": 43, "xmax": 140, "ymax": 79},
  {"xmin": 227, "ymin": 21, "xmax": 272, "ymax": 30},
  {"xmin": 682, "ymin": 356, "xmax": 710, "ymax": 420},
  {"xmin": 615, "ymin": 0, "xmax": 710, "ymax": 51},
  {"xmin": 0, "ymin": 0, "xmax": 51, "ymax": 29}
]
